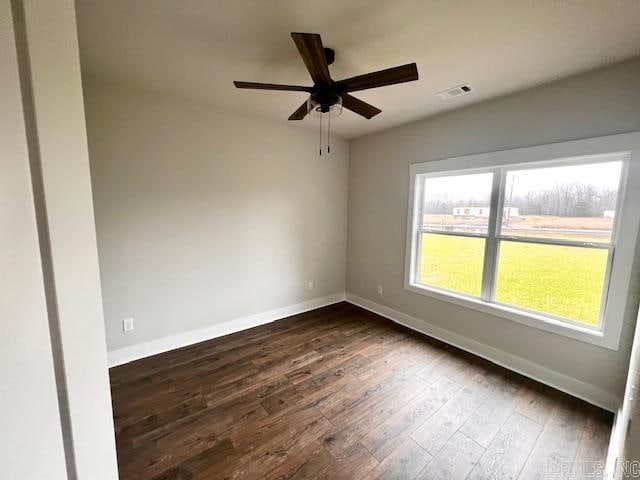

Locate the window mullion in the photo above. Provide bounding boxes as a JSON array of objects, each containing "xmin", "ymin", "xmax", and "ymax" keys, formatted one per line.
[
  {"xmin": 495, "ymin": 234, "xmax": 611, "ymax": 249},
  {"xmin": 481, "ymin": 168, "xmax": 506, "ymax": 302},
  {"xmin": 412, "ymin": 177, "xmax": 426, "ymax": 284}
]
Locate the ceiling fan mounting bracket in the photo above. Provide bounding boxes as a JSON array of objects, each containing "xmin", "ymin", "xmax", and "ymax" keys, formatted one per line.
[{"xmin": 324, "ymin": 47, "xmax": 335, "ymax": 66}]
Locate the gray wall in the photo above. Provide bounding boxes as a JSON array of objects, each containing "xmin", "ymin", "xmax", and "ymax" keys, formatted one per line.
[
  {"xmin": 347, "ymin": 58, "xmax": 640, "ymax": 405},
  {"xmin": 84, "ymin": 78, "xmax": 349, "ymax": 353}
]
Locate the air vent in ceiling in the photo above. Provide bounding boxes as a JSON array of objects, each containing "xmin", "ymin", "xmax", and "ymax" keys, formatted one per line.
[{"xmin": 436, "ymin": 84, "xmax": 472, "ymax": 100}]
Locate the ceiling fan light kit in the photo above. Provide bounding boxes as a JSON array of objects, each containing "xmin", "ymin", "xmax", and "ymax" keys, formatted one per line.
[
  {"xmin": 307, "ymin": 92, "xmax": 342, "ymax": 118},
  {"xmin": 234, "ymin": 32, "xmax": 419, "ymax": 155}
]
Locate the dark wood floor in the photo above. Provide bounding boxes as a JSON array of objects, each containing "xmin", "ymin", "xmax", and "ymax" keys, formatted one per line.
[{"xmin": 110, "ymin": 302, "xmax": 612, "ymax": 480}]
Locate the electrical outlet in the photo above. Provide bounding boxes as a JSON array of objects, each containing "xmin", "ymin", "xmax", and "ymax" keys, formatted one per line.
[
  {"xmin": 123, "ymin": 317, "xmax": 134, "ymax": 332},
  {"xmin": 377, "ymin": 285, "xmax": 383, "ymax": 295},
  {"xmin": 308, "ymin": 281, "xmax": 314, "ymax": 291}
]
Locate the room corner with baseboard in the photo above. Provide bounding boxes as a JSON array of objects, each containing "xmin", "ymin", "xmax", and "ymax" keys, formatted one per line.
[{"xmin": 4, "ymin": 1, "xmax": 640, "ymax": 478}]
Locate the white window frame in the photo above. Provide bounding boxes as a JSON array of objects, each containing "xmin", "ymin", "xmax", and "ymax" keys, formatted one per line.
[{"xmin": 404, "ymin": 132, "xmax": 640, "ymax": 350}]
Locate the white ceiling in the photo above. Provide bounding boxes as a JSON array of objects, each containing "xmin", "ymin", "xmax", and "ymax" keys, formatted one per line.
[{"xmin": 76, "ymin": 0, "xmax": 640, "ymax": 139}]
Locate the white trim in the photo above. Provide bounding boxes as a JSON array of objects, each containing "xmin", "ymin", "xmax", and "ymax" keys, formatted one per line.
[
  {"xmin": 107, "ymin": 290, "xmax": 619, "ymax": 411},
  {"xmin": 605, "ymin": 306, "xmax": 640, "ymax": 478},
  {"xmin": 404, "ymin": 132, "xmax": 640, "ymax": 350},
  {"xmin": 604, "ymin": 407, "xmax": 624, "ymax": 479},
  {"xmin": 107, "ymin": 293, "xmax": 346, "ymax": 367},
  {"xmin": 345, "ymin": 293, "xmax": 619, "ymax": 412},
  {"xmin": 480, "ymin": 167, "xmax": 503, "ymax": 301}
]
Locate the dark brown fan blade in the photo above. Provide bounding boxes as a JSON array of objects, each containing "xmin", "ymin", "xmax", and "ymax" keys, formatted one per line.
[
  {"xmin": 341, "ymin": 93, "xmax": 381, "ymax": 119},
  {"xmin": 291, "ymin": 33, "xmax": 332, "ymax": 85},
  {"xmin": 234, "ymin": 81, "xmax": 312, "ymax": 92},
  {"xmin": 336, "ymin": 63, "xmax": 418, "ymax": 92},
  {"xmin": 288, "ymin": 101, "xmax": 308, "ymax": 120}
]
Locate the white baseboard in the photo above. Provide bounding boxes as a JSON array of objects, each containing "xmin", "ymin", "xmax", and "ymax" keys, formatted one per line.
[
  {"xmin": 345, "ymin": 293, "xmax": 619, "ymax": 412},
  {"xmin": 107, "ymin": 292, "xmax": 346, "ymax": 367},
  {"xmin": 107, "ymin": 290, "xmax": 619, "ymax": 412}
]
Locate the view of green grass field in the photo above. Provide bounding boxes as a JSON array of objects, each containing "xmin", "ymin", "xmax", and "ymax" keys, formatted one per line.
[{"xmin": 418, "ymin": 232, "xmax": 609, "ymax": 325}]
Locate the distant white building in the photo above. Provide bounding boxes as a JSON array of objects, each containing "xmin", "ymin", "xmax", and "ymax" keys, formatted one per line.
[
  {"xmin": 453, "ymin": 206, "xmax": 519, "ymax": 218},
  {"xmin": 604, "ymin": 210, "xmax": 615, "ymax": 218},
  {"xmin": 453, "ymin": 206, "xmax": 489, "ymax": 217}
]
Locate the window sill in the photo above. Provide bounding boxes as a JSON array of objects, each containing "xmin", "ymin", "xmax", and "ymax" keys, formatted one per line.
[{"xmin": 404, "ymin": 281, "xmax": 616, "ymax": 349}]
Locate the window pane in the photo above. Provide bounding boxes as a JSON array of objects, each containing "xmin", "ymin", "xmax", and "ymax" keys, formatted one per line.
[
  {"xmin": 423, "ymin": 172, "xmax": 493, "ymax": 235},
  {"xmin": 500, "ymin": 160, "xmax": 623, "ymax": 243},
  {"xmin": 418, "ymin": 233, "xmax": 485, "ymax": 297},
  {"xmin": 494, "ymin": 241, "xmax": 608, "ymax": 325}
]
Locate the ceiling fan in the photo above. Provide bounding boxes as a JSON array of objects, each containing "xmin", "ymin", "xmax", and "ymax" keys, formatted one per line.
[{"xmin": 234, "ymin": 32, "xmax": 418, "ymax": 153}]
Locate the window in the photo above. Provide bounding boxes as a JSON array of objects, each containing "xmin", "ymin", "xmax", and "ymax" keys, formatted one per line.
[
  {"xmin": 405, "ymin": 133, "xmax": 640, "ymax": 349},
  {"xmin": 413, "ymin": 158, "xmax": 622, "ymax": 327},
  {"xmin": 494, "ymin": 162, "xmax": 621, "ymax": 326},
  {"xmin": 419, "ymin": 172, "xmax": 493, "ymax": 297}
]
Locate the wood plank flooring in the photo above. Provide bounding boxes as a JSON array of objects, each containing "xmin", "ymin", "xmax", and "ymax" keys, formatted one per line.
[{"xmin": 110, "ymin": 302, "xmax": 612, "ymax": 480}]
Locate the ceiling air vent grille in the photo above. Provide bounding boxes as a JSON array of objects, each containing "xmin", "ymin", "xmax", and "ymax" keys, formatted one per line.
[{"xmin": 436, "ymin": 84, "xmax": 472, "ymax": 100}]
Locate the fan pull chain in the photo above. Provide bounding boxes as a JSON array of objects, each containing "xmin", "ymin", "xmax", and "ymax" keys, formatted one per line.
[
  {"xmin": 319, "ymin": 114, "xmax": 323, "ymax": 156},
  {"xmin": 327, "ymin": 114, "xmax": 331, "ymax": 154}
]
